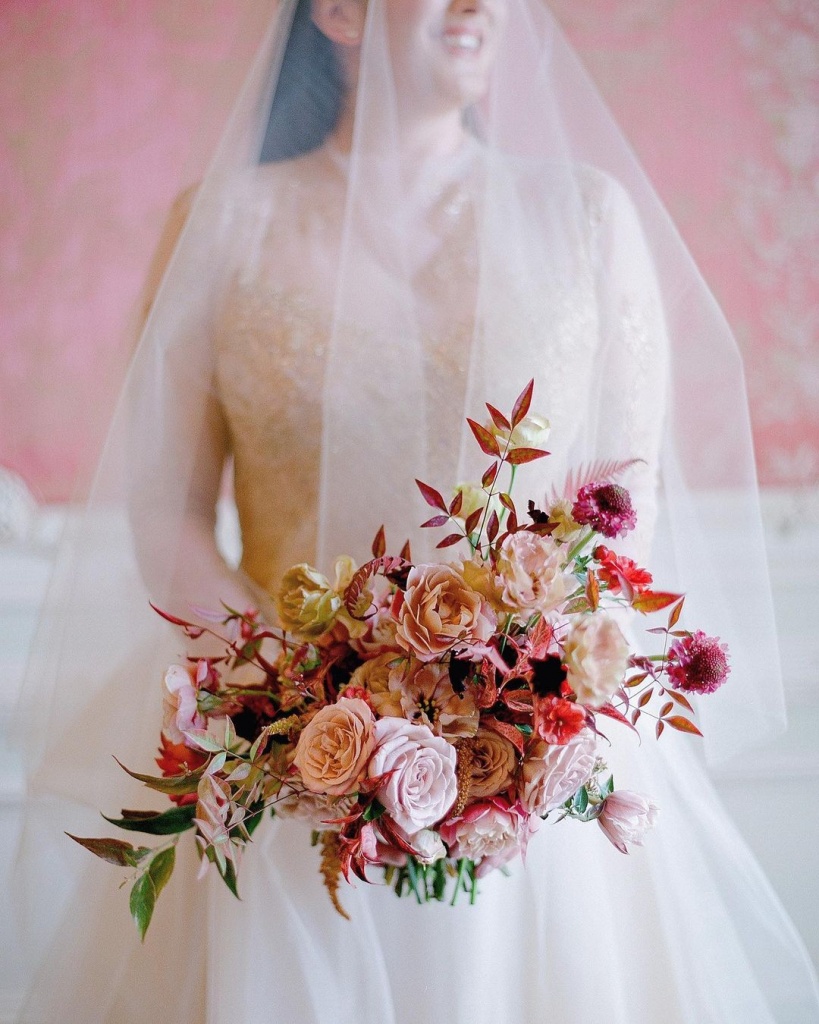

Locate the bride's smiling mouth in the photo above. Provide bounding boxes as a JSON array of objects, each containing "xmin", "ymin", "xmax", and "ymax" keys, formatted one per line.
[{"xmin": 439, "ymin": 26, "xmax": 484, "ymax": 56}]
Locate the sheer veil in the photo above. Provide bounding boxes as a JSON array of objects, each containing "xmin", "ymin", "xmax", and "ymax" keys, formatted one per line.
[{"xmin": 9, "ymin": 1, "xmax": 819, "ymax": 1021}]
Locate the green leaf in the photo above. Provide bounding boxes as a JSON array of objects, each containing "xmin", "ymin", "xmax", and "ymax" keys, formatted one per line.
[
  {"xmin": 573, "ymin": 786, "xmax": 589, "ymax": 814},
  {"xmin": 66, "ymin": 834, "xmax": 143, "ymax": 867},
  {"xmin": 148, "ymin": 846, "xmax": 176, "ymax": 901},
  {"xmin": 104, "ymin": 804, "xmax": 197, "ymax": 836},
  {"xmin": 362, "ymin": 799, "xmax": 386, "ymax": 822},
  {"xmin": 114, "ymin": 757, "xmax": 204, "ymax": 796},
  {"xmin": 130, "ymin": 872, "xmax": 157, "ymax": 942},
  {"xmin": 182, "ymin": 730, "xmax": 225, "ymax": 753},
  {"xmin": 219, "ymin": 856, "xmax": 240, "ymax": 900}
]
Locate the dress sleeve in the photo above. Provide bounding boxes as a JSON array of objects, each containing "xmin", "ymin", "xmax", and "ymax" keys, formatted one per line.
[{"xmin": 589, "ymin": 174, "xmax": 670, "ymax": 564}]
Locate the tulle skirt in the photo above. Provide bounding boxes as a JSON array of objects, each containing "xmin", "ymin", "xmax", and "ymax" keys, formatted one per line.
[{"xmin": 14, "ymin": 721, "xmax": 819, "ymax": 1024}]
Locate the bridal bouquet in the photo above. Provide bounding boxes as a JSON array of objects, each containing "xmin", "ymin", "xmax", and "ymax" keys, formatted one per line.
[{"xmin": 72, "ymin": 382, "xmax": 730, "ymax": 937}]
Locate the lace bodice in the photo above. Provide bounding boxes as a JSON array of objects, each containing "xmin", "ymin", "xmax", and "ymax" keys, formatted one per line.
[{"xmin": 212, "ymin": 150, "xmax": 666, "ymax": 592}]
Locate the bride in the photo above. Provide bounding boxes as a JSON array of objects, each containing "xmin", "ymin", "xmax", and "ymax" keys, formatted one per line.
[{"xmin": 12, "ymin": 1, "xmax": 819, "ymax": 1021}]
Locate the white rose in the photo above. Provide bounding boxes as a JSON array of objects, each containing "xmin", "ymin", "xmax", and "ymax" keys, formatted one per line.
[
  {"xmin": 496, "ymin": 531, "xmax": 569, "ymax": 618},
  {"xmin": 489, "ymin": 413, "xmax": 550, "ymax": 450},
  {"xmin": 520, "ymin": 731, "xmax": 596, "ymax": 816},
  {"xmin": 597, "ymin": 791, "xmax": 659, "ymax": 853},
  {"xmin": 368, "ymin": 719, "xmax": 457, "ymax": 834},
  {"xmin": 563, "ymin": 614, "xmax": 629, "ymax": 707},
  {"xmin": 401, "ymin": 827, "xmax": 447, "ymax": 865}
]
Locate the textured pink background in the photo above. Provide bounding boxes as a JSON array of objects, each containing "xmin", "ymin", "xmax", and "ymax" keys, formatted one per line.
[{"xmin": 1, "ymin": 0, "xmax": 817, "ymax": 501}]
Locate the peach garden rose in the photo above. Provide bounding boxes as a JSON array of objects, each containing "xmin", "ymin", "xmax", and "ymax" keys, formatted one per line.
[
  {"xmin": 395, "ymin": 563, "xmax": 496, "ymax": 662},
  {"xmin": 563, "ymin": 613, "xmax": 630, "ymax": 707},
  {"xmin": 292, "ymin": 697, "xmax": 376, "ymax": 796}
]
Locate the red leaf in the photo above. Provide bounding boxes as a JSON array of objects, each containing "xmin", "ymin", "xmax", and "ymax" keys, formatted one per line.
[
  {"xmin": 486, "ymin": 403, "xmax": 511, "ymax": 432},
  {"xmin": 487, "ymin": 509, "xmax": 500, "ymax": 543},
  {"xmin": 436, "ymin": 533, "xmax": 464, "ymax": 549},
  {"xmin": 668, "ymin": 597, "xmax": 685, "ymax": 630},
  {"xmin": 371, "ymin": 525, "xmax": 386, "ymax": 559},
  {"xmin": 344, "ymin": 556, "xmax": 410, "ymax": 614},
  {"xmin": 507, "ymin": 509, "xmax": 518, "ymax": 533},
  {"xmin": 499, "ymin": 492, "xmax": 515, "ymax": 514},
  {"xmin": 149, "ymin": 603, "xmax": 206, "ymax": 640},
  {"xmin": 656, "ymin": 720, "xmax": 665, "ymax": 739},
  {"xmin": 585, "ymin": 572, "xmax": 600, "ymax": 612},
  {"xmin": 666, "ymin": 715, "xmax": 703, "ymax": 737},
  {"xmin": 626, "ymin": 672, "xmax": 649, "ymax": 688},
  {"xmin": 630, "ymin": 709, "xmax": 642, "ymax": 725},
  {"xmin": 481, "ymin": 716, "xmax": 526, "ymax": 756},
  {"xmin": 510, "ymin": 379, "xmax": 534, "ymax": 428},
  {"xmin": 421, "ymin": 515, "xmax": 450, "ymax": 529},
  {"xmin": 464, "ymin": 508, "xmax": 483, "ymax": 534},
  {"xmin": 416, "ymin": 479, "xmax": 447, "ymax": 511},
  {"xmin": 638, "ymin": 688, "xmax": 654, "ymax": 708},
  {"xmin": 506, "ymin": 447, "xmax": 550, "ymax": 466},
  {"xmin": 595, "ymin": 703, "xmax": 639, "ymax": 735},
  {"xmin": 400, "ymin": 539, "xmax": 412, "ymax": 562},
  {"xmin": 467, "ymin": 418, "xmax": 501, "ymax": 458},
  {"xmin": 482, "ymin": 463, "xmax": 499, "ymax": 489},
  {"xmin": 659, "ymin": 701, "xmax": 674, "ymax": 718},
  {"xmin": 632, "ymin": 591, "xmax": 683, "ymax": 615},
  {"xmin": 449, "ymin": 490, "xmax": 464, "ymax": 517},
  {"xmin": 668, "ymin": 690, "xmax": 694, "ymax": 712}
]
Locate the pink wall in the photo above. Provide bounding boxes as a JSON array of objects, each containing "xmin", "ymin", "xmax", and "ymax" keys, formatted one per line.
[{"xmin": 1, "ymin": 0, "xmax": 817, "ymax": 501}]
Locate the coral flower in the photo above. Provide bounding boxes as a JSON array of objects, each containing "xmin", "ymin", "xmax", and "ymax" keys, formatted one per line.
[
  {"xmin": 667, "ymin": 631, "xmax": 730, "ymax": 694},
  {"xmin": 593, "ymin": 545, "xmax": 653, "ymax": 595},
  {"xmin": 572, "ymin": 483, "xmax": 636, "ymax": 539}
]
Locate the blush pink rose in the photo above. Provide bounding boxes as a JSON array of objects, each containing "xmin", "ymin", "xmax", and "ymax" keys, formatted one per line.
[
  {"xmin": 162, "ymin": 664, "xmax": 206, "ymax": 746},
  {"xmin": 563, "ymin": 613, "xmax": 629, "ymax": 707},
  {"xmin": 395, "ymin": 564, "xmax": 496, "ymax": 662},
  {"xmin": 368, "ymin": 718, "xmax": 457, "ymax": 834},
  {"xmin": 519, "ymin": 730, "xmax": 597, "ymax": 816},
  {"xmin": 292, "ymin": 697, "xmax": 376, "ymax": 796},
  {"xmin": 440, "ymin": 797, "xmax": 533, "ymax": 876},
  {"xmin": 597, "ymin": 790, "xmax": 659, "ymax": 853},
  {"xmin": 496, "ymin": 531, "xmax": 568, "ymax": 618}
]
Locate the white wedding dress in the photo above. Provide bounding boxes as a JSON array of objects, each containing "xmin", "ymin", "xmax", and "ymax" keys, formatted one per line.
[{"xmin": 13, "ymin": 89, "xmax": 819, "ymax": 1024}]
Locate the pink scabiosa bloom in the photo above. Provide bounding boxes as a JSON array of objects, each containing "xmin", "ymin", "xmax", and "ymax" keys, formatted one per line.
[
  {"xmin": 667, "ymin": 631, "xmax": 730, "ymax": 694},
  {"xmin": 572, "ymin": 482, "xmax": 636, "ymax": 539},
  {"xmin": 597, "ymin": 790, "xmax": 659, "ymax": 853}
]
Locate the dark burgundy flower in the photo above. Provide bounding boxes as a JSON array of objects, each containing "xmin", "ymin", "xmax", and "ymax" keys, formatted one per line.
[
  {"xmin": 572, "ymin": 483, "xmax": 637, "ymax": 539},
  {"xmin": 667, "ymin": 631, "xmax": 730, "ymax": 694}
]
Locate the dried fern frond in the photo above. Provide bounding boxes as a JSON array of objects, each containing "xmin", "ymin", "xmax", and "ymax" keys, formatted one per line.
[
  {"xmin": 548, "ymin": 458, "xmax": 645, "ymax": 504},
  {"xmin": 319, "ymin": 831, "xmax": 350, "ymax": 920}
]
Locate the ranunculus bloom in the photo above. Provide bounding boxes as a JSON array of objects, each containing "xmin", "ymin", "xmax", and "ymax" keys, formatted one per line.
[
  {"xmin": 496, "ymin": 531, "xmax": 568, "ymax": 618},
  {"xmin": 488, "ymin": 413, "xmax": 550, "ymax": 451},
  {"xmin": 597, "ymin": 790, "xmax": 659, "ymax": 853},
  {"xmin": 519, "ymin": 730, "xmax": 596, "ymax": 816},
  {"xmin": 292, "ymin": 698, "xmax": 376, "ymax": 796},
  {"xmin": 440, "ymin": 797, "xmax": 532, "ymax": 875},
  {"xmin": 563, "ymin": 614, "xmax": 629, "ymax": 707},
  {"xmin": 395, "ymin": 564, "xmax": 496, "ymax": 662},
  {"xmin": 396, "ymin": 661, "xmax": 479, "ymax": 739},
  {"xmin": 467, "ymin": 728, "xmax": 518, "ymax": 800},
  {"xmin": 275, "ymin": 563, "xmax": 340, "ymax": 638},
  {"xmin": 162, "ymin": 664, "xmax": 206, "ymax": 746},
  {"xmin": 572, "ymin": 482, "xmax": 636, "ymax": 539},
  {"xmin": 368, "ymin": 718, "xmax": 457, "ymax": 834},
  {"xmin": 667, "ymin": 631, "xmax": 730, "ymax": 694}
]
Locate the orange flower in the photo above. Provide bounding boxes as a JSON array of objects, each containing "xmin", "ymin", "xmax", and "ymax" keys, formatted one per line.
[{"xmin": 155, "ymin": 733, "xmax": 208, "ymax": 806}]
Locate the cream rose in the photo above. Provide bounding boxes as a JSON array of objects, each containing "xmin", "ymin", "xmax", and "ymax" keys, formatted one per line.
[
  {"xmin": 519, "ymin": 731, "xmax": 596, "ymax": 816},
  {"xmin": 348, "ymin": 652, "xmax": 408, "ymax": 718},
  {"xmin": 452, "ymin": 483, "xmax": 502, "ymax": 524},
  {"xmin": 292, "ymin": 698, "xmax": 376, "ymax": 796},
  {"xmin": 467, "ymin": 729, "xmax": 518, "ymax": 800},
  {"xmin": 489, "ymin": 413, "xmax": 550, "ymax": 450},
  {"xmin": 275, "ymin": 563, "xmax": 340, "ymax": 638},
  {"xmin": 395, "ymin": 564, "xmax": 496, "ymax": 662},
  {"xmin": 368, "ymin": 718, "xmax": 457, "ymax": 834},
  {"xmin": 564, "ymin": 614, "xmax": 629, "ymax": 706},
  {"xmin": 496, "ymin": 531, "xmax": 569, "ymax": 618}
]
